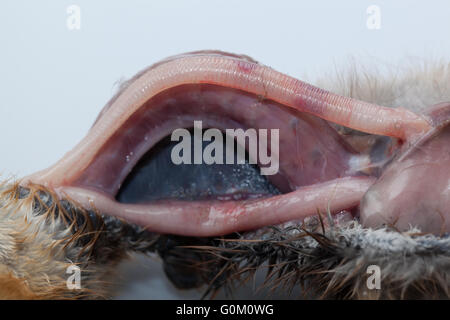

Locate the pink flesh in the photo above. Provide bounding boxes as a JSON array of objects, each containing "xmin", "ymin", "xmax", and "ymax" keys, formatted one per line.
[
  {"xmin": 73, "ymin": 84, "xmax": 360, "ymax": 197},
  {"xmin": 20, "ymin": 51, "xmax": 440, "ymax": 236},
  {"xmin": 60, "ymin": 176, "xmax": 375, "ymax": 236},
  {"xmin": 360, "ymin": 103, "xmax": 450, "ymax": 234}
]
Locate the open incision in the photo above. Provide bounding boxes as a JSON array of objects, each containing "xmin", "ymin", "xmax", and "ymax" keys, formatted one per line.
[{"xmin": 22, "ymin": 51, "xmax": 440, "ymax": 236}]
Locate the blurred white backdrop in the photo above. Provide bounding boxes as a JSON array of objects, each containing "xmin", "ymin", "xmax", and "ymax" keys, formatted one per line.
[{"xmin": 1, "ymin": 0, "xmax": 449, "ymax": 299}]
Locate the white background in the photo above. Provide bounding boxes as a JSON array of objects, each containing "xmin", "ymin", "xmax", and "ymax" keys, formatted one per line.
[{"xmin": 1, "ymin": 0, "xmax": 449, "ymax": 299}]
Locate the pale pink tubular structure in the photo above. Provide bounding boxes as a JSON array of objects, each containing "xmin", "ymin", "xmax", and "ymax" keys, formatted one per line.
[
  {"xmin": 61, "ymin": 177, "xmax": 375, "ymax": 236},
  {"xmin": 25, "ymin": 52, "xmax": 431, "ymax": 189}
]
